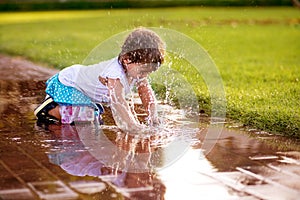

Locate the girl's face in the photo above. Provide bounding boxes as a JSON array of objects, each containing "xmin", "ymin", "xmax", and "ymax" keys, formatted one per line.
[{"xmin": 126, "ymin": 63, "xmax": 160, "ymax": 80}]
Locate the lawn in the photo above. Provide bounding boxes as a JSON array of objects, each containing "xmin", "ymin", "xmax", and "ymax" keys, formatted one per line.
[{"xmin": 0, "ymin": 7, "xmax": 299, "ymax": 137}]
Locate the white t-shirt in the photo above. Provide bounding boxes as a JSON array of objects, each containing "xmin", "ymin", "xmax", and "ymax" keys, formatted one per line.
[{"xmin": 58, "ymin": 57, "xmax": 133, "ymax": 103}]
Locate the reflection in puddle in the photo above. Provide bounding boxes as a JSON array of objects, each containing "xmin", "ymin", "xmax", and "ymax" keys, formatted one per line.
[
  {"xmin": 1, "ymin": 77, "xmax": 300, "ymax": 199},
  {"xmin": 44, "ymin": 124, "xmax": 167, "ymax": 199}
]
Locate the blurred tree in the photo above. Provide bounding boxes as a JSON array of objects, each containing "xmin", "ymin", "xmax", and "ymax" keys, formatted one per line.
[{"xmin": 292, "ymin": 0, "xmax": 300, "ymax": 7}]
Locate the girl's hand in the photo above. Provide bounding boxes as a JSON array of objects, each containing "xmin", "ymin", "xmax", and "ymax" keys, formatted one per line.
[
  {"xmin": 146, "ymin": 115, "xmax": 161, "ymax": 127},
  {"xmin": 136, "ymin": 78, "xmax": 161, "ymax": 127},
  {"xmin": 107, "ymin": 78, "xmax": 143, "ymax": 132},
  {"xmin": 123, "ymin": 123, "xmax": 161, "ymax": 135}
]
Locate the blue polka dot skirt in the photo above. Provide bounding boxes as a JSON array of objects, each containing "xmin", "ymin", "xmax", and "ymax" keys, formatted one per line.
[{"xmin": 45, "ymin": 74, "xmax": 95, "ymax": 108}]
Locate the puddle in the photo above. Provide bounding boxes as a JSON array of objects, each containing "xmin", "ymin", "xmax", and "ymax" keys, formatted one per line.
[{"xmin": 1, "ymin": 56, "xmax": 300, "ymax": 199}]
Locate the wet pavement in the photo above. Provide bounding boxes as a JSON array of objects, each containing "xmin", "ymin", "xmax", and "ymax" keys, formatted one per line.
[{"xmin": 0, "ymin": 54, "xmax": 300, "ymax": 200}]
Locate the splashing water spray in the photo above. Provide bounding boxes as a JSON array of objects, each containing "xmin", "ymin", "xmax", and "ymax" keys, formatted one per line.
[{"xmin": 74, "ymin": 27, "xmax": 226, "ymax": 174}]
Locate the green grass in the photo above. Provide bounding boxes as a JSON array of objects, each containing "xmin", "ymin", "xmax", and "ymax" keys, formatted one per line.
[{"xmin": 0, "ymin": 7, "xmax": 299, "ymax": 137}]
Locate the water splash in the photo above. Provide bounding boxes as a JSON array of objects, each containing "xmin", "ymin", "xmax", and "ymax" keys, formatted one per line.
[{"xmin": 79, "ymin": 27, "xmax": 226, "ymax": 172}]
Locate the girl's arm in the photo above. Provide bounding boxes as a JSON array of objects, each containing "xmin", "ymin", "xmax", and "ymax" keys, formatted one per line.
[
  {"xmin": 107, "ymin": 78, "xmax": 144, "ymax": 132},
  {"xmin": 137, "ymin": 78, "xmax": 159, "ymax": 126}
]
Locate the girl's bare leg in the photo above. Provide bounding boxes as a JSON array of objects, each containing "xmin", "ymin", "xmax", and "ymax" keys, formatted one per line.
[{"xmin": 48, "ymin": 106, "xmax": 61, "ymax": 120}]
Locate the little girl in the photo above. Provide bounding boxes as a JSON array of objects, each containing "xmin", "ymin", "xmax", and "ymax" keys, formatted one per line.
[{"xmin": 34, "ymin": 28, "xmax": 165, "ymax": 133}]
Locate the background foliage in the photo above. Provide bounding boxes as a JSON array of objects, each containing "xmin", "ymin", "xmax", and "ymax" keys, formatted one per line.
[{"xmin": 0, "ymin": 0, "xmax": 294, "ymax": 11}]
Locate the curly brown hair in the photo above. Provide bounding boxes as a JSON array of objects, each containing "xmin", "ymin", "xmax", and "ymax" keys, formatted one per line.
[{"xmin": 119, "ymin": 28, "xmax": 165, "ymax": 69}]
